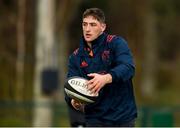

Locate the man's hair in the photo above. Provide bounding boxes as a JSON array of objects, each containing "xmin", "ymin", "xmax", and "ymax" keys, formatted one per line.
[{"xmin": 83, "ymin": 8, "xmax": 105, "ymax": 23}]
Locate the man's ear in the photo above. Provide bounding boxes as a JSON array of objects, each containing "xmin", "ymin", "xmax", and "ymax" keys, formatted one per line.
[{"xmin": 101, "ymin": 23, "xmax": 106, "ymax": 32}]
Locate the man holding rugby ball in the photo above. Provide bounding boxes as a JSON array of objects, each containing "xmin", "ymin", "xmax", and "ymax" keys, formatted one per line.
[{"xmin": 65, "ymin": 7, "xmax": 137, "ymax": 127}]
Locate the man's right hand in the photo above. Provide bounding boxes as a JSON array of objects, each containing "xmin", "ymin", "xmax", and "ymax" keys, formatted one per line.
[{"xmin": 71, "ymin": 99, "xmax": 85, "ymax": 112}]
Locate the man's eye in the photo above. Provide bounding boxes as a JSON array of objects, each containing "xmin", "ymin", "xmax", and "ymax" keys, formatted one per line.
[
  {"xmin": 91, "ymin": 23, "xmax": 97, "ymax": 26},
  {"xmin": 82, "ymin": 23, "xmax": 87, "ymax": 26}
]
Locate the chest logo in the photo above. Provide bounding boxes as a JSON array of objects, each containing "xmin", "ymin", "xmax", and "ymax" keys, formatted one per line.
[
  {"xmin": 80, "ymin": 60, "xmax": 88, "ymax": 67},
  {"xmin": 102, "ymin": 50, "xmax": 110, "ymax": 61}
]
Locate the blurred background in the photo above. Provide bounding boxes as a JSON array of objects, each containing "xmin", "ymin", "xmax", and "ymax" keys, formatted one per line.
[{"xmin": 0, "ymin": 0, "xmax": 180, "ymax": 127}]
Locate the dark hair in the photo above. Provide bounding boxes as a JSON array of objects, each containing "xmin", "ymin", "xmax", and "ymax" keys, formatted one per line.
[{"xmin": 83, "ymin": 8, "xmax": 105, "ymax": 23}]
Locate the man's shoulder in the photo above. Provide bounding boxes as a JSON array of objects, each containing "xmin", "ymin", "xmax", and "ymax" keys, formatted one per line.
[
  {"xmin": 105, "ymin": 34, "xmax": 129, "ymax": 51},
  {"xmin": 69, "ymin": 48, "xmax": 80, "ymax": 62},
  {"xmin": 72, "ymin": 48, "xmax": 79, "ymax": 55},
  {"xmin": 106, "ymin": 34, "xmax": 127, "ymax": 45},
  {"xmin": 106, "ymin": 34, "xmax": 125, "ymax": 43},
  {"xmin": 106, "ymin": 34, "xmax": 117, "ymax": 43}
]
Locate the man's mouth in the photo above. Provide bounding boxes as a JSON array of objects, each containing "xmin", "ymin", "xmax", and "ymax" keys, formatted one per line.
[{"xmin": 85, "ymin": 34, "xmax": 91, "ymax": 38}]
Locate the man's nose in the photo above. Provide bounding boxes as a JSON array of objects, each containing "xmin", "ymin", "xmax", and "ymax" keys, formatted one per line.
[{"xmin": 85, "ymin": 24, "xmax": 91, "ymax": 31}]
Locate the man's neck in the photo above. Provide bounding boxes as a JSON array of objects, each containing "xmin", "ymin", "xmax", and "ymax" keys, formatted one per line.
[
  {"xmin": 86, "ymin": 32, "xmax": 103, "ymax": 48},
  {"xmin": 87, "ymin": 42, "xmax": 92, "ymax": 48}
]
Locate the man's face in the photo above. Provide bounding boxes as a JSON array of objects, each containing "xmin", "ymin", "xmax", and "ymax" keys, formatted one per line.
[{"xmin": 82, "ymin": 16, "xmax": 106, "ymax": 43}]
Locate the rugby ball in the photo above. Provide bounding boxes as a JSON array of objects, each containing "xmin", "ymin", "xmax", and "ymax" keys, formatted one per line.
[{"xmin": 64, "ymin": 76, "xmax": 98, "ymax": 104}]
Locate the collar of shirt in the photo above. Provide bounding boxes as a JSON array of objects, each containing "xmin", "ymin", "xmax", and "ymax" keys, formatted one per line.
[{"xmin": 79, "ymin": 32, "xmax": 107, "ymax": 57}]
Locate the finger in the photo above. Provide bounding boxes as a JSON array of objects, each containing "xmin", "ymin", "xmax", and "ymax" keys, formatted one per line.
[
  {"xmin": 74, "ymin": 100, "xmax": 81, "ymax": 104},
  {"xmin": 72, "ymin": 99, "xmax": 81, "ymax": 108},
  {"xmin": 72, "ymin": 99, "xmax": 78, "ymax": 105},
  {"xmin": 75, "ymin": 102, "xmax": 79, "ymax": 106},
  {"xmin": 88, "ymin": 80, "xmax": 99, "ymax": 90},
  {"xmin": 87, "ymin": 79, "xmax": 93, "ymax": 85},
  {"xmin": 75, "ymin": 103, "xmax": 84, "ymax": 111},
  {"xmin": 95, "ymin": 86, "xmax": 101, "ymax": 94},
  {"xmin": 71, "ymin": 99, "xmax": 75, "ymax": 105},
  {"xmin": 87, "ymin": 77, "xmax": 96, "ymax": 86},
  {"xmin": 74, "ymin": 103, "xmax": 81, "ymax": 110},
  {"xmin": 91, "ymin": 82, "xmax": 100, "ymax": 93},
  {"xmin": 87, "ymin": 73, "xmax": 96, "ymax": 77},
  {"xmin": 88, "ymin": 83, "xmax": 95, "ymax": 91},
  {"xmin": 72, "ymin": 102, "xmax": 78, "ymax": 109}
]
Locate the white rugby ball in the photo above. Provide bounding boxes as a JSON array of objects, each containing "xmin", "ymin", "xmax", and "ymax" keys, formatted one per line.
[{"xmin": 64, "ymin": 76, "xmax": 98, "ymax": 104}]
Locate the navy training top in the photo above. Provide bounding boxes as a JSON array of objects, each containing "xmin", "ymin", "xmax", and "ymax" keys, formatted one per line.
[{"xmin": 65, "ymin": 32, "xmax": 137, "ymax": 125}]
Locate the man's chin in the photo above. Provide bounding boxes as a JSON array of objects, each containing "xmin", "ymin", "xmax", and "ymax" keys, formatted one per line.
[{"xmin": 85, "ymin": 38, "xmax": 93, "ymax": 42}]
